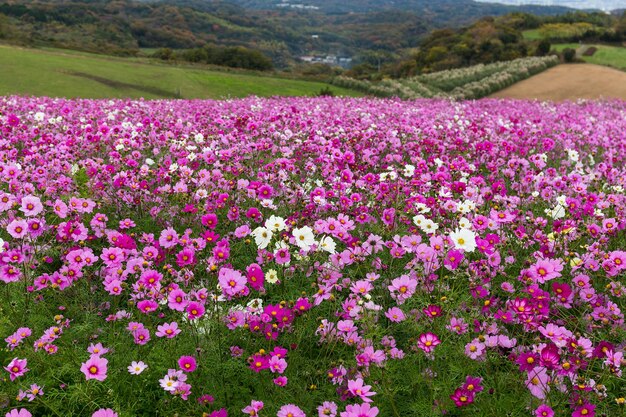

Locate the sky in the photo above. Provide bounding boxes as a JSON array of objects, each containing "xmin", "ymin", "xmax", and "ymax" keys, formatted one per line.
[{"xmin": 475, "ymin": 0, "xmax": 625, "ymax": 11}]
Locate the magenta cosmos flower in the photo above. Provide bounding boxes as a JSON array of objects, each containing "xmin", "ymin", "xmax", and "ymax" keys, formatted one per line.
[
  {"xmin": 534, "ymin": 405, "xmax": 554, "ymax": 417},
  {"xmin": 81, "ymin": 355, "xmax": 108, "ymax": 381},
  {"xmin": 178, "ymin": 355, "xmax": 197, "ymax": 373}
]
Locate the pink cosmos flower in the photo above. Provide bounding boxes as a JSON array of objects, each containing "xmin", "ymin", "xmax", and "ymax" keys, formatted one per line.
[
  {"xmin": 7, "ymin": 220, "xmax": 28, "ymax": 239},
  {"xmin": 273, "ymin": 376, "xmax": 288, "ymax": 386},
  {"xmin": 104, "ymin": 280, "xmax": 123, "ymax": 296},
  {"xmin": 525, "ymin": 366, "xmax": 549, "ymax": 399},
  {"xmin": 156, "ymin": 322, "xmax": 181, "ymax": 338},
  {"xmin": 317, "ymin": 402, "xmax": 337, "ymax": 417},
  {"xmin": 137, "ymin": 299, "xmax": 159, "ymax": 314},
  {"xmin": 81, "ymin": 355, "xmax": 108, "ymax": 381},
  {"xmin": 4, "ymin": 358, "xmax": 28, "ymax": 381},
  {"xmin": 176, "ymin": 247, "xmax": 196, "ymax": 267},
  {"xmin": 218, "ymin": 267, "xmax": 247, "ymax": 298},
  {"xmin": 92, "ymin": 409, "xmax": 118, "ymax": 417},
  {"xmin": 447, "ymin": 317, "xmax": 468, "ymax": 334},
  {"xmin": 465, "ymin": 340, "xmax": 486, "ymax": 360},
  {"xmin": 388, "ymin": 274, "xmax": 417, "ymax": 304},
  {"xmin": 159, "ymin": 227, "xmax": 179, "ymax": 249},
  {"xmin": 417, "ymin": 333, "xmax": 441, "ymax": 354},
  {"xmin": 340, "ymin": 403, "xmax": 379, "ymax": 417},
  {"xmin": 20, "ymin": 196, "xmax": 43, "ymax": 216},
  {"xmin": 268, "ymin": 356, "xmax": 288, "ymax": 374},
  {"xmin": 25, "ymin": 383, "xmax": 43, "ymax": 402},
  {"xmin": 186, "ymin": 301, "xmax": 205, "ymax": 320},
  {"xmin": 384, "ymin": 307, "xmax": 406, "ymax": 323},
  {"xmin": 529, "ymin": 259, "xmax": 563, "ymax": 284},
  {"xmin": 347, "ymin": 378, "xmax": 376, "ymax": 403},
  {"xmin": 242, "ymin": 400, "xmax": 264, "ymax": 416},
  {"xmin": 277, "ymin": 404, "xmax": 306, "ymax": 417},
  {"xmin": 87, "ymin": 343, "xmax": 109, "ymax": 356},
  {"xmin": 5, "ymin": 409, "xmax": 32, "ymax": 417},
  {"xmin": 168, "ymin": 289, "xmax": 188, "ymax": 311},
  {"xmin": 133, "ymin": 328, "xmax": 151, "ymax": 345}
]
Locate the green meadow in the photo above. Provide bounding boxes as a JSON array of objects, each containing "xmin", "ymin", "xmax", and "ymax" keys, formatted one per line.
[
  {"xmin": 552, "ymin": 43, "xmax": 626, "ymax": 70},
  {"xmin": 0, "ymin": 44, "xmax": 359, "ymax": 99}
]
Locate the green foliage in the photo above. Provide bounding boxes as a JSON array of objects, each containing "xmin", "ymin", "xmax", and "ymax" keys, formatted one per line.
[
  {"xmin": 535, "ymin": 39, "xmax": 551, "ymax": 56},
  {"xmin": 333, "ymin": 56, "xmax": 559, "ymax": 100},
  {"xmin": 316, "ymin": 86, "xmax": 335, "ymax": 97},
  {"xmin": 562, "ymin": 47, "xmax": 577, "ymax": 63}
]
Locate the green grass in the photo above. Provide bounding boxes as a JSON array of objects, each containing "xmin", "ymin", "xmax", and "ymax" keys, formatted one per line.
[
  {"xmin": 552, "ymin": 43, "xmax": 626, "ymax": 70},
  {"xmin": 522, "ymin": 29, "xmax": 542, "ymax": 40},
  {"xmin": 0, "ymin": 44, "xmax": 360, "ymax": 99}
]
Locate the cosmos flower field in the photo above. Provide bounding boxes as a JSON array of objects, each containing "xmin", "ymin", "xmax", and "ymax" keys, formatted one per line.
[{"xmin": 0, "ymin": 96, "xmax": 625, "ymax": 417}]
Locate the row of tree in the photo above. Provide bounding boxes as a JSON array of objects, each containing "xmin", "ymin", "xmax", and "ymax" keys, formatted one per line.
[{"xmin": 152, "ymin": 45, "xmax": 273, "ymax": 71}]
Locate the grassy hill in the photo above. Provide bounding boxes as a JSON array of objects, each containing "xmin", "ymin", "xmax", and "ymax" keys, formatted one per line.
[
  {"xmin": 553, "ymin": 43, "xmax": 626, "ymax": 70},
  {"xmin": 0, "ymin": 45, "xmax": 359, "ymax": 99}
]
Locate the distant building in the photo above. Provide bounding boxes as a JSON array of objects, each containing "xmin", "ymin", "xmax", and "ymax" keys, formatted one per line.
[
  {"xmin": 298, "ymin": 54, "xmax": 353, "ymax": 68},
  {"xmin": 276, "ymin": 2, "xmax": 320, "ymax": 10}
]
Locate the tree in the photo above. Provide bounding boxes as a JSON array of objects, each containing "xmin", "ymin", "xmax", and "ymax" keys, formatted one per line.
[
  {"xmin": 536, "ymin": 39, "xmax": 551, "ymax": 56},
  {"xmin": 562, "ymin": 48, "xmax": 576, "ymax": 63}
]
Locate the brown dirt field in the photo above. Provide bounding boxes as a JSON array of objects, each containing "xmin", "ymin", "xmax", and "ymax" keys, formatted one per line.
[{"xmin": 490, "ymin": 64, "xmax": 626, "ymax": 101}]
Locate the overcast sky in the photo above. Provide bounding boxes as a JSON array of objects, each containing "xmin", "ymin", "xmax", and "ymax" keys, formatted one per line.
[{"xmin": 475, "ymin": 0, "xmax": 624, "ymax": 11}]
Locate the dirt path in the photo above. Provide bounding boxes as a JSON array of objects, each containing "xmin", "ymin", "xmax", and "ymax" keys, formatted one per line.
[{"xmin": 490, "ymin": 64, "xmax": 626, "ymax": 101}]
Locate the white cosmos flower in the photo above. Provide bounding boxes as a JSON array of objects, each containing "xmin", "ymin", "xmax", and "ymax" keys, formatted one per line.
[
  {"xmin": 318, "ymin": 235, "xmax": 337, "ymax": 254},
  {"xmin": 159, "ymin": 376, "xmax": 179, "ymax": 392},
  {"xmin": 458, "ymin": 217, "xmax": 472, "ymax": 229},
  {"xmin": 413, "ymin": 214, "xmax": 426, "ymax": 227},
  {"xmin": 292, "ymin": 226, "xmax": 315, "ymax": 251},
  {"xmin": 265, "ymin": 215, "xmax": 286, "ymax": 232},
  {"xmin": 251, "ymin": 227, "xmax": 273, "ymax": 249},
  {"xmin": 0, "ymin": 238, "xmax": 5, "ymax": 253},
  {"xmin": 128, "ymin": 361, "xmax": 148, "ymax": 375},
  {"xmin": 414, "ymin": 203, "xmax": 430, "ymax": 214},
  {"xmin": 265, "ymin": 269, "xmax": 279, "ymax": 284},
  {"xmin": 421, "ymin": 219, "xmax": 439, "ymax": 234},
  {"xmin": 449, "ymin": 228, "xmax": 477, "ymax": 252}
]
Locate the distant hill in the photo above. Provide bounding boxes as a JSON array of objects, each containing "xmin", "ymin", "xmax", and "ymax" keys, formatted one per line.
[
  {"xmin": 0, "ymin": 0, "xmax": 599, "ymax": 73},
  {"xmin": 217, "ymin": 0, "xmax": 573, "ymax": 16}
]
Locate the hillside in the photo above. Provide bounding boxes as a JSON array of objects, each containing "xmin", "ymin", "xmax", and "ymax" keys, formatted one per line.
[
  {"xmin": 0, "ymin": 0, "xmax": 574, "ymax": 70},
  {"xmin": 220, "ymin": 0, "xmax": 572, "ymax": 15},
  {"xmin": 0, "ymin": 44, "xmax": 359, "ymax": 99}
]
